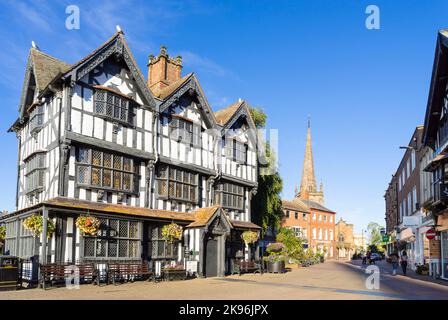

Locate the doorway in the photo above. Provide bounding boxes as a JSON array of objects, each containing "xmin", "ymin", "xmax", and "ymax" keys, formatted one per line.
[{"xmin": 205, "ymin": 236, "xmax": 218, "ymax": 277}]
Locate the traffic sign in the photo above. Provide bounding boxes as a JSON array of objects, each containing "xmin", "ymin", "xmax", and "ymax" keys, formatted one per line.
[{"xmin": 426, "ymin": 228, "xmax": 436, "ymax": 240}]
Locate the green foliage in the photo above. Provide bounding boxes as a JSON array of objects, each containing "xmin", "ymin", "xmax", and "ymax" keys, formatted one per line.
[
  {"xmin": 249, "ymin": 106, "xmax": 267, "ymax": 128},
  {"xmin": 248, "ymin": 107, "xmax": 283, "ymax": 237},
  {"xmin": 367, "ymin": 222, "xmax": 384, "ymax": 247},
  {"xmin": 275, "ymin": 228, "xmax": 305, "ymax": 261}
]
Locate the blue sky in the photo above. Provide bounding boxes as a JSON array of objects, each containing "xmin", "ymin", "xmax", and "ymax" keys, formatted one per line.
[{"xmin": 0, "ymin": 0, "xmax": 445, "ymax": 233}]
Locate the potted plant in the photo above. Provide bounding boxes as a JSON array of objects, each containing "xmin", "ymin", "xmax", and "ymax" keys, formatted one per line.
[
  {"xmin": 241, "ymin": 230, "xmax": 258, "ymax": 245},
  {"xmin": 163, "ymin": 263, "xmax": 187, "ymax": 281},
  {"xmin": 76, "ymin": 215, "xmax": 101, "ymax": 236},
  {"xmin": 263, "ymin": 242, "xmax": 286, "ymax": 273},
  {"xmin": 416, "ymin": 264, "xmax": 429, "ymax": 275},
  {"xmin": 162, "ymin": 223, "xmax": 183, "ymax": 243},
  {"xmin": 22, "ymin": 215, "xmax": 55, "ymax": 238}
]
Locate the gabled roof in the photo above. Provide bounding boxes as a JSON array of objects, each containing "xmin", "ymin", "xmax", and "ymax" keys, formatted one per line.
[
  {"xmin": 63, "ymin": 31, "xmax": 156, "ymax": 109},
  {"xmin": 214, "ymin": 100, "xmax": 244, "ymax": 125},
  {"xmin": 187, "ymin": 205, "xmax": 221, "ymax": 228},
  {"xmin": 158, "ymin": 73, "xmax": 219, "ymax": 129},
  {"xmin": 299, "ymin": 199, "xmax": 335, "ymax": 213},
  {"xmin": 282, "ymin": 199, "xmax": 310, "ymax": 213},
  {"xmin": 151, "ymin": 73, "xmax": 193, "ymax": 99},
  {"xmin": 29, "ymin": 48, "xmax": 71, "ymax": 92}
]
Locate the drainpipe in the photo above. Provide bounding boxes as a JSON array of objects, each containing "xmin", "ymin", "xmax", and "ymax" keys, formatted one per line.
[{"xmin": 40, "ymin": 207, "xmax": 49, "ymax": 264}]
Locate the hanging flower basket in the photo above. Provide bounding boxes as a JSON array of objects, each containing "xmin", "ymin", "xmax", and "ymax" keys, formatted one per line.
[
  {"xmin": 76, "ymin": 215, "xmax": 101, "ymax": 236},
  {"xmin": 241, "ymin": 230, "xmax": 258, "ymax": 245},
  {"xmin": 162, "ymin": 223, "xmax": 183, "ymax": 243},
  {"xmin": 0, "ymin": 226, "xmax": 5, "ymax": 241},
  {"xmin": 22, "ymin": 215, "xmax": 55, "ymax": 238}
]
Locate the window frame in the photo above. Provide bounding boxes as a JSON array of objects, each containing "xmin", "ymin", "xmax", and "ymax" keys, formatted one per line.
[
  {"xmin": 25, "ymin": 152, "xmax": 46, "ymax": 194},
  {"xmin": 155, "ymin": 164, "xmax": 199, "ymax": 203},
  {"xmin": 29, "ymin": 104, "xmax": 44, "ymax": 134},
  {"xmin": 214, "ymin": 181, "xmax": 245, "ymax": 211},
  {"xmin": 93, "ymin": 89, "xmax": 133, "ymax": 126},
  {"xmin": 75, "ymin": 146, "xmax": 140, "ymax": 194}
]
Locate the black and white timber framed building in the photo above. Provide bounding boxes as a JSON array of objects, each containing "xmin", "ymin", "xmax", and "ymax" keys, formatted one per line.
[{"xmin": 1, "ymin": 30, "xmax": 261, "ymax": 278}]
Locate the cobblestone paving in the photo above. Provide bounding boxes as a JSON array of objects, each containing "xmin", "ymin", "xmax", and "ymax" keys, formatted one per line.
[{"xmin": 0, "ymin": 261, "xmax": 446, "ymax": 300}]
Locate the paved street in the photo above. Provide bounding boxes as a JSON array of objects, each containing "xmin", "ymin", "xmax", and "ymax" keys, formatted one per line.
[{"xmin": 0, "ymin": 260, "xmax": 447, "ymax": 300}]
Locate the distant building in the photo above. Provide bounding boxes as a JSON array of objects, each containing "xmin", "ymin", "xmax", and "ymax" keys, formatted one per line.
[
  {"xmin": 281, "ymin": 121, "xmax": 336, "ymax": 258},
  {"xmin": 353, "ymin": 233, "xmax": 367, "ymax": 252},
  {"xmin": 335, "ymin": 219, "xmax": 354, "ymax": 260}
]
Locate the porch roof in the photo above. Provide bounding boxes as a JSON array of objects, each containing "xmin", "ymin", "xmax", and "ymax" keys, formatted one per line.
[{"xmin": 1, "ymin": 197, "xmax": 262, "ymax": 230}]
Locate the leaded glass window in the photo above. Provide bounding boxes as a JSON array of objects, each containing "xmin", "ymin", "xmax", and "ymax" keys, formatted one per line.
[
  {"xmin": 223, "ymin": 138, "xmax": 247, "ymax": 163},
  {"xmin": 94, "ymin": 89, "xmax": 131, "ymax": 124},
  {"xmin": 150, "ymin": 226, "xmax": 177, "ymax": 259},
  {"xmin": 169, "ymin": 116, "xmax": 200, "ymax": 146},
  {"xmin": 155, "ymin": 165, "xmax": 198, "ymax": 203},
  {"xmin": 83, "ymin": 218, "xmax": 141, "ymax": 260},
  {"xmin": 75, "ymin": 147, "xmax": 140, "ymax": 193},
  {"xmin": 29, "ymin": 104, "xmax": 44, "ymax": 133},
  {"xmin": 214, "ymin": 182, "xmax": 244, "ymax": 210},
  {"xmin": 25, "ymin": 152, "xmax": 46, "ymax": 193}
]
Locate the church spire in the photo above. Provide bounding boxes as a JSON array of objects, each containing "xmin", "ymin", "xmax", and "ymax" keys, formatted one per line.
[{"xmin": 299, "ymin": 118, "xmax": 317, "ymax": 197}]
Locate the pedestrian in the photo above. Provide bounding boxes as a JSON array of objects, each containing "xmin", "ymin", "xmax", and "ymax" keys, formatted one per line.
[
  {"xmin": 400, "ymin": 250, "xmax": 408, "ymax": 276},
  {"xmin": 362, "ymin": 254, "xmax": 367, "ymax": 265},
  {"xmin": 390, "ymin": 251, "xmax": 399, "ymax": 275},
  {"xmin": 366, "ymin": 250, "xmax": 372, "ymax": 264}
]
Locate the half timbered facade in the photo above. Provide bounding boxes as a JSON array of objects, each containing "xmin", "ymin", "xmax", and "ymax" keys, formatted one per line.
[{"xmin": 2, "ymin": 31, "xmax": 261, "ymax": 278}]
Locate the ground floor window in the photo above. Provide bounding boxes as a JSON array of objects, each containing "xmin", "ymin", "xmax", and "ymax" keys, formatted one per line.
[
  {"xmin": 150, "ymin": 226, "xmax": 178, "ymax": 259},
  {"xmin": 4, "ymin": 221, "xmax": 18, "ymax": 256},
  {"xmin": 83, "ymin": 218, "xmax": 141, "ymax": 259}
]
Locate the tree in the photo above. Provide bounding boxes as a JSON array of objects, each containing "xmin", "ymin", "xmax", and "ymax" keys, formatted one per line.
[
  {"xmin": 249, "ymin": 107, "xmax": 283, "ymax": 236},
  {"xmin": 367, "ymin": 222, "xmax": 385, "ymax": 253},
  {"xmin": 276, "ymin": 227, "xmax": 305, "ymax": 261}
]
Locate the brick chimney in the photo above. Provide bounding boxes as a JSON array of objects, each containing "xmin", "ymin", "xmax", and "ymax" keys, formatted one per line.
[{"xmin": 147, "ymin": 46, "xmax": 182, "ymax": 92}]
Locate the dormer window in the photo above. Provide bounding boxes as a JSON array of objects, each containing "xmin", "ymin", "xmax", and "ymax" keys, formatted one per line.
[
  {"xmin": 29, "ymin": 104, "xmax": 44, "ymax": 133},
  {"xmin": 94, "ymin": 89, "xmax": 131, "ymax": 124}
]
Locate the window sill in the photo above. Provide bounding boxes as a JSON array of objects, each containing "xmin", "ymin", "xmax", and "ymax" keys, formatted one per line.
[
  {"xmin": 77, "ymin": 184, "xmax": 139, "ymax": 196},
  {"xmin": 94, "ymin": 114, "xmax": 134, "ymax": 129}
]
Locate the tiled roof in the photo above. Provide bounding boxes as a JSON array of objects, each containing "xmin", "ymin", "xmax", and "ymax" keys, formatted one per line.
[
  {"xmin": 44, "ymin": 197, "xmax": 195, "ymax": 222},
  {"xmin": 230, "ymin": 220, "xmax": 262, "ymax": 230},
  {"xmin": 299, "ymin": 199, "xmax": 335, "ymax": 213},
  {"xmin": 282, "ymin": 199, "xmax": 310, "ymax": 213},
  {"xmin": 150, "ymin": 73, "xmax": 193, "ymax": 99},
  {"xmin": 1, "ymin": 197, "xmax": 262, "ymax": 230},
  {"xmin": 214, "ymin": 101, "xmax": 243, "ymax": 125},
  {"xmin": 186, "ymin": 205, "xmax": 221, "ymax": 227},
  {"xmin": 30, "ymin": 48, "xmax": 71, "ymax": 91}
]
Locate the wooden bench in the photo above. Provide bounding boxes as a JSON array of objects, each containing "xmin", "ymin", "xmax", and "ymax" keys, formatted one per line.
[
  {"xmin": 107, "ymin": 262, "xmax": 154, "ymax": 285},
  {"xmin": 40, "ymin": 263, "xmax": 98, "ymax": 290},
  {"xmin": 231, "ymin": 260, "xmax": 263, "ymax": 276}
]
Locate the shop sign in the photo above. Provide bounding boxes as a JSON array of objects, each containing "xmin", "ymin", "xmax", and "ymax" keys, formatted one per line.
[{"xmin": 403, "ymin": 216, "xmax": 420, "ymax": 228}]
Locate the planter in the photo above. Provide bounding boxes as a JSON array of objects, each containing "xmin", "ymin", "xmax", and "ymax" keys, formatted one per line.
[
  {"xmin": 266, "ymin": 261, "xmax": 285, "ymax": 273},
  {"xmin": 163, "ymin": 269, "xmax": 187, "ymax": 281}
]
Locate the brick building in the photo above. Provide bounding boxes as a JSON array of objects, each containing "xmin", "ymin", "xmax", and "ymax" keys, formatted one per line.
[{"xmin": 335, "ymin": 219, "xmax": 354, "ymax": 260}]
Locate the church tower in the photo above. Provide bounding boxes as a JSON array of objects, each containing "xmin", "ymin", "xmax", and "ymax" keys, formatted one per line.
[{"xmin": 295, "ymin": 119, "xmax": 325, "ymax": 205}]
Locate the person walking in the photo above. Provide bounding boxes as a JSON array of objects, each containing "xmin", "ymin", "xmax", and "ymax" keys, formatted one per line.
[
  {"xmin": 400, "ymin": 250, "xmax": 408, "ymax": 276},
  {"xmin": 366, "ymin": 250, "xmax": 372, "ymax": 264},
  {"xmin": 390, "ymin": 251, "xmax": 399, "ymax": 275}
]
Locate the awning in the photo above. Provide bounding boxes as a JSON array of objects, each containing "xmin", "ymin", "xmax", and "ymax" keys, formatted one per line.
[{"xmin": 424, "ymin": 152, "xmax": 448, "ymax": 172}]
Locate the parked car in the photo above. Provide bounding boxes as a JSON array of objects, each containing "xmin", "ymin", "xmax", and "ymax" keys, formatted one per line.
[{"xmin": 370, "ymin": 253, "xmax": 383, "ymax": 261}]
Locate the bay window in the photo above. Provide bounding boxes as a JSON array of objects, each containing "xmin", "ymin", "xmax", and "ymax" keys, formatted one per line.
[
  {"xmin": 94, "ymin": 89, "xmax": 131, "ymax": 124},
  {"xmin": 29, "ymin": 104, "xmax": 44, "ymax": 133},
  {"xmin": 25, "ymin": 152, "xmax": 46, "ymax": 193},
  {"xmin": 76, "ymin": 147, "xmax": 140, "ymax": 193}
]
